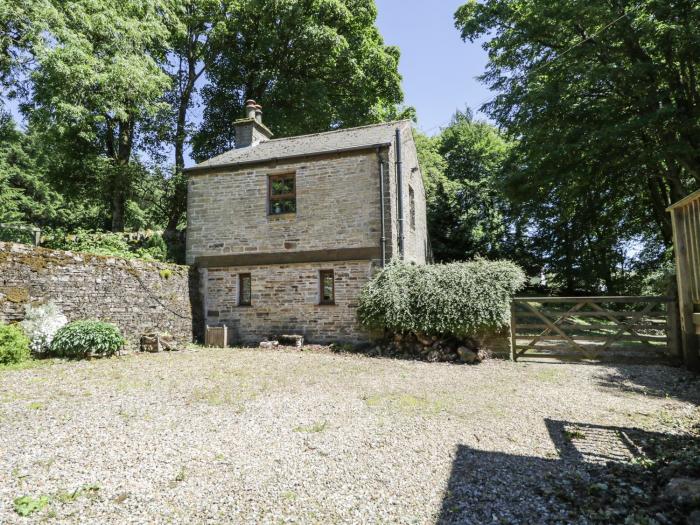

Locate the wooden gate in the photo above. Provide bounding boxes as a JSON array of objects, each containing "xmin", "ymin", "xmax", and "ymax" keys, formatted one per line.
[
  {"xmin": 510, "ymin": 296, "xmax": 678, "ymax": 361},
  {"xmin": 668, "ymin": 189, "xmax": 700, "ymax": 370}
]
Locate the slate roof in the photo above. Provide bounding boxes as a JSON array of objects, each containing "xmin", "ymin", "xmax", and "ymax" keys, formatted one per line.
[{"xmin": 186, "ymin": 120, "xmax": 409, "ymax": 172}]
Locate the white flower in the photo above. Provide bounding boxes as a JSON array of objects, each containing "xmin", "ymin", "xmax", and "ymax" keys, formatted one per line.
[{"xmin": 21, "ymin": 302, "xmax": 68, "ymax": 354}]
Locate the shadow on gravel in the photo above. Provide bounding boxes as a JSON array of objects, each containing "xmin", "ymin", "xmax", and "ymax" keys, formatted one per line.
[
  {"xmin": 437, "ymin": 419, "xmax": 699, "ymax": 525},
  {"xmin": 593, "ymin": 363, "xmax": 700, "ymax": 405}
]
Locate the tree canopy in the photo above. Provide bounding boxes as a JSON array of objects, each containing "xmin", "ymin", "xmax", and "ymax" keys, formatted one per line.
[
  {"xmin": 0, "ymin": 0, "xmax": 407, "ymax": 249},
  {"xmin": 192, "ymin": 0, "xmax": 405, "ymax": 160},
  {"xmin": 452, "ymin": 0, "xmax": 699, "ymax": 293}
]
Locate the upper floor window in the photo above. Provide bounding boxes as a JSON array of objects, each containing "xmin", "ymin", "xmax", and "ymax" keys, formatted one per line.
[
  {"xmin": 239, "ymin": 273, "xmax": 252, "ymax": 306},
  {"xmin": 319, "ymin": 269, "xmax": 335, "ymax": 305},
  {"xmin": 268, "ymin": 173, "xmax": 296, "ymax": 215},
  {"xmin": 409, "ymin": 185, "xmax": 416, "ymax": 230}
]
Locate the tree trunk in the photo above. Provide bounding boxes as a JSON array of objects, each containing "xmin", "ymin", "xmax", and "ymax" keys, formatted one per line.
[
  {"xmin": 110, "ymin": 118, "xmax": 134, "ymax": 232},
  {"xmin": 164, "ymin": 35, "xmax": 203, "ymax": 239}
]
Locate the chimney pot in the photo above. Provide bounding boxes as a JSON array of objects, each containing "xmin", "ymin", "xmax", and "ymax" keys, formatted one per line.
[
  {"xmin": 244, "ymin": 99, "xmax": 257, "ymax": 120},
  {"xmin": 254, "ymin": 104, "xmax": 263, "ymax": 124}
]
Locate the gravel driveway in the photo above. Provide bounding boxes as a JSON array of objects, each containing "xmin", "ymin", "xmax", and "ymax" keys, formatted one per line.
[{"xmin": 0, "ymin": 348, "xmax": 697, "ymax": 524}]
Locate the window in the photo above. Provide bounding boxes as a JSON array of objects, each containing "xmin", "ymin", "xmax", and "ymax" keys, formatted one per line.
[
  {"xmin": 319, "ymin": 270, "xmax": 335, "ymax": 305},
  {"xmin": 268, "ymin": 173, "xmax": 296, "ymax": 215},
  {"xmin": 238, "ymin": 273, "xmax": 251, "ymax": 306},
  {"xmin": 409, "ymin": 185, "xmax": 416, "ymax": 230}
]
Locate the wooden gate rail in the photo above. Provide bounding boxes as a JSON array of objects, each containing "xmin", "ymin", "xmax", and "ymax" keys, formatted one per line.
[{"xmin": 510, "ymin": 296, "xmax": 678, "ymax": 361}]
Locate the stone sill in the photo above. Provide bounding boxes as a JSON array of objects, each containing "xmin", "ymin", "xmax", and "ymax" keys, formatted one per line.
[{"xmin": 267, "ymin": 213, "xmax": 296, "ymax": 222}]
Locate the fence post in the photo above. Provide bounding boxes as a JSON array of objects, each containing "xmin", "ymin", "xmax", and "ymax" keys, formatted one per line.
[
  {"xmin": 509, "ymin": 301, "xmax": 517, "ymax": 362},
  {"xmin": 670, "ymin": 207, "xmax": 700, "ymax": 370}
]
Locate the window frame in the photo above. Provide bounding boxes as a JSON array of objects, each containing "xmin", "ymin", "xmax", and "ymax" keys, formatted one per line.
[
  {"xmin": 319, "ymin": 269, "xmax": 335, "ymax": 305},
  {"xmin": 409, "ymin": 185, "xmax": 416, "ymax": 230},
  {"xmin": 267, "ymin": 173, "xmax": 296, "ymax": 216},
  {"xmin": 238, "ymin": 273, "xmax": 252, "ymax": 306}
]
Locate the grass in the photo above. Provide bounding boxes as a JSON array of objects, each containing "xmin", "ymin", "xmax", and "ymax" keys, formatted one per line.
[
  {"xmin": 363, "ymin": 393, "xmax": 448, "ymax": 416},
  {"xmin": 0, "ymin": 358, "xmax": 56, "ymax": 374},
  {"xmin": 294, "ymin": 420, "xmax": 329, "ymax": 433},
  {"xmin": 533, "ymin": 368, "xmax": 562, "ymax": 383}
]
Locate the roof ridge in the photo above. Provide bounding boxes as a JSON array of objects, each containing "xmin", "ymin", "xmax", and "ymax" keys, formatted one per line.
[{"xmin": 264, "ymin": 119, "xmax": 411, "ymax": 143}]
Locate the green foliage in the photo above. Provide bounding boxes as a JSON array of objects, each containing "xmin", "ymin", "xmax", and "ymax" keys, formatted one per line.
[
  {"xmin": 192, "ymin": 0, "xmax": 405, "ymax": 159},
  {"xmin": 43, "ymin": 229, "xmax": 170, "ymax": 261},
  {"xmin": 454, "ymin": 0, "xmax": 700, "ymax": 293},
  {"xmin": 358, "ymin": 259, "xmax": 525, "ymax": 338},
  {"xmin": 415, "ymin": 110, "xmax": 529, "ymax": 266},
  {"xmin": 50, "ymin": 320, "xmax": 125, "ymax": 358},
  {"xmin": 0, "ymin": 323, "xmax": 31, "ymax": 364},
  {"xmin": 13, "ymin": 495, "xmax": 49, "ymax": 517}
]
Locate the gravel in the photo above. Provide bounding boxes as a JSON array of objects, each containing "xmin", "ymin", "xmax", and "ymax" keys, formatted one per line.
[{"xmin": 0, "ymin": 348, "xmax": 697, "ymax": 524}]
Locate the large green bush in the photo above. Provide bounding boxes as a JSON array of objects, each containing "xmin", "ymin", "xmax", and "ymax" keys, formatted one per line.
[
  {"xmin": 0, "ymin": 324, "xmax": 31, "ymax": 364},
  {"xmin": 50, "ymin": 320, "xmax": 125, "ymax": 358},
  {"xmin": 358, "ymin": 259, "xmax": 526, "ymax": 338}
]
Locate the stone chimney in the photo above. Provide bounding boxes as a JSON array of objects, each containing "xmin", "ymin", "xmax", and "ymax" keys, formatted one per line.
[{"xmin": 234, "ymin": 99, "xmax": 273, "ymax": 148}]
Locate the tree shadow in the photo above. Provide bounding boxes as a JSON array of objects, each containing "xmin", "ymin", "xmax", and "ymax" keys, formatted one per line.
[
  {"xmin": 437, "ymin": 419, "xmax": 698, "ymax": 524},
  {"xmin": 592, "ymin": 362, "xmax": 700, "ymax": 404}
]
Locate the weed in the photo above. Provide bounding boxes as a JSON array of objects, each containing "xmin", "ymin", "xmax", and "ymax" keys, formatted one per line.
[
  {"xmin": 563, "ymin": 428, "xmax": 586, "ymax": 441},
  {"xmin": 13, "ymin": 495, "xmax": 49, "ymax": 516},
  {"xmin": 56, "ymin": 484, "xmax": 100, "ymax": 503},
  {"xmin": 294, "ymin": 420, "xmax": 329, "ymax": 433},
  {"xmin": 281, "ymin": 490, "xmax": 297, "ymax": 501},
  {"xmin": 175, "ymin": 467, "xmax": 187, "ymax": 482},
  {"xmin": 28, "ymin": 401, "xmax": 45, "ymax": 410}
]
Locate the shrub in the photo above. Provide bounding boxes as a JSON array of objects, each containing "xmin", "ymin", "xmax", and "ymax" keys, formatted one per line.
[
  {"xmin": 358, "ymin": 259, "xmax": 526, "ymax": 338},
  {"xmin": 42, "ymin": 229, "xmax": 171, "ymax": 262},
  {"xmin": 50, "ymin": 320, "xmax": 125, "ymax": 358},
  {"xmin": 0, "ymin": 324, "xmax": 31, "ymax": 364},
  {"xmin": 20, "ymin": 302, "xmax": 68, "ymax": 354}
]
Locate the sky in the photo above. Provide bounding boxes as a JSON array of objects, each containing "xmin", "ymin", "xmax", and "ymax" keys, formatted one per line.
[{"xmin": 375, "ymin": 0, "xmax": 492, "ymax": 135}]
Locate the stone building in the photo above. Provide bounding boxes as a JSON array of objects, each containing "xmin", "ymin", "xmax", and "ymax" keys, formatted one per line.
[{"xmin": 185, "ymin": 100, "xmax": 429, "ymax": 344}]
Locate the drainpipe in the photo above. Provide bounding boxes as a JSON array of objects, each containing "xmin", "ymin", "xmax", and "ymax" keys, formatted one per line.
[
  {"xmin": 377, "ymin": 148, "xmax": 387, "ymax": 267},
  {"xmin": 395, "ymin": 128, "xmax": 405, "ymax": 259}
]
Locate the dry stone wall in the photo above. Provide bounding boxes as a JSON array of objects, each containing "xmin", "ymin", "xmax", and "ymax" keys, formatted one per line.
[{"xmin": 0, "ymin": 242, "xmax": 200, "ymax": 348}]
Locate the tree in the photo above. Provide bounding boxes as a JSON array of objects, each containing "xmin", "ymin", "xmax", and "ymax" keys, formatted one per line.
[
  {"xmin": 27, "ymin": 0, "xmax": 173, "ymax": 231},
  {"xmin": 415, "ymin": 110, "xmax": 524, "ymax": 264},
  {"xmin": 192, "ymin": 0, "xmax": 404, "ymax": 160},
  {"xmin": 455, "ymin": 0, "xmax": 700, "ymax": 293},
  {"xmin": 160, "ymin": 0, "xmax": 228, "ymax": 237}
]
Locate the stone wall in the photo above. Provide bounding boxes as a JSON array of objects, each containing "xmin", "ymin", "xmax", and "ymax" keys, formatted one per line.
[
  {"xmin": 202, "ymin": 260, "xmax": 375, "ymax": 344},
  {"xmin": 0, "ymin": 242, "xmax": 200, "ymax": 348},
  {"xmin": 399, "ymin": 128, "xmax": 429, "ymax": 264},
  {"xmin": 186, "ymin": 150, "xmax": 383, "ymax": 265}
]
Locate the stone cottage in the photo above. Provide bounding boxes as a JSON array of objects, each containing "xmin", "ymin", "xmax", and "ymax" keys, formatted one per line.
[{"xmin": 185, "ymin": 100, "xmax": 428, "ymax": 344}]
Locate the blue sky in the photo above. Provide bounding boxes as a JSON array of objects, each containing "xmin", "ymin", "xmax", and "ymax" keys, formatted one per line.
[{"xmin": 375, "ymin": 0, "xmax": 492, "ymax": 134}]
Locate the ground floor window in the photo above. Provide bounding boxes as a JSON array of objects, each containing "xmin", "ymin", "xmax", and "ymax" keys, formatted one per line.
[
  {"xmin": 319, "ymin": 269, "xmax": 335, "ymax": 305},
  {"xmin": 238, "ymin": 273, "xmax": 252, "ymax": 306}
]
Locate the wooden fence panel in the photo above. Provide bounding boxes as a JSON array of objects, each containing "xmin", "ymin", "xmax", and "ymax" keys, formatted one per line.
[{"xmin": 668, "ymin": 189, "xmax": 700, "ymax": 370}]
